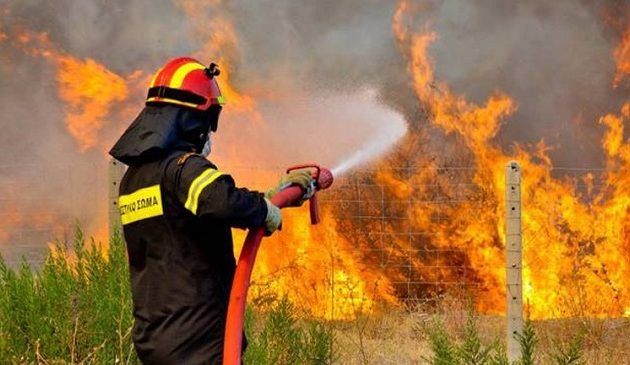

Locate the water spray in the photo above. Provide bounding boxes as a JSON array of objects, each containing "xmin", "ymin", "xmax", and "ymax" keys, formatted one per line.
[
  {"xmin": 331, "ymin": 129, "xmax": 405, "ymax": 177},
  {"xmin": 329, "ymin": 101, "xmax": 408, "ymax": 177},
  {"xmin": 223, "ymin": 164, "xmax": 334, "ymax": 365},
  {"xmin": 331, "ymin": 143, "xmax": 380, "ymax": 177}
]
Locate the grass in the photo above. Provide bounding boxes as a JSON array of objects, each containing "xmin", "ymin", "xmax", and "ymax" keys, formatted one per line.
[
  {"xmin": 1, "ymin": 228, "xmax": 629, "ymax": 364},
  {"xmin": 332, "ymin": 298, "xmax": 630, "ymax": 364}
]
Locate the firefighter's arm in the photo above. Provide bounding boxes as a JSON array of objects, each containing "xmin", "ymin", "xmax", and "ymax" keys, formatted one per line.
[
  {"xmin": 193, "ymin": 175, "xmax": 269, "ymax": 228},
  {"xmin": 172, "ymin": 155, "xmax": 271, "ymax": 229}
]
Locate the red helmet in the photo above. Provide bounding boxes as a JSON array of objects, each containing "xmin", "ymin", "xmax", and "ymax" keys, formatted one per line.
[{"xmin": 146, "ymin": 57, "xmax": 225, "ymax": 111}]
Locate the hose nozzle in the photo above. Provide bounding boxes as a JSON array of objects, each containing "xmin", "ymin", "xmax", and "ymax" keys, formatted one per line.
[
  {"xmin": 287, "ymin": 164, "xmax": 334, "ymax": 191},
  {"xmin": 286, "ymin": 164, "xmax": 334, "ymax": 224}
]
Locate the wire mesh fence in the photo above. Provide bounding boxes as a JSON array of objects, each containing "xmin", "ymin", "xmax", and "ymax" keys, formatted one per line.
[
  {"xmin": 318, "ymin": 169, "xmax": 488, "ymax": 304},
  {"xmin": 226, "ymin": 164, "xmax": 499, "ymax": 308},
  {"xmin": 0, "ymin": 159, "xmax": 613, "ymax": 309}
]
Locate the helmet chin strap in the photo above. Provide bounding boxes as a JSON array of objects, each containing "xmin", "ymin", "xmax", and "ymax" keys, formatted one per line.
[{"xmin": 201, "ymin": 133, "xmax": 212, "ymax": 157}]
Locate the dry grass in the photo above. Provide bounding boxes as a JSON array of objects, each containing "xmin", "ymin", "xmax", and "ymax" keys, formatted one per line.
[
  {"xmin": 331, "ymin": 299, "xmax": 630, "ymax": 364},
  {"xmin": 535, "ymin": 317, "xmax": 630, "ymax": 365},
  {"xmin": 333, "ymin": 308, "xmax": 431, "ymax": 364}
]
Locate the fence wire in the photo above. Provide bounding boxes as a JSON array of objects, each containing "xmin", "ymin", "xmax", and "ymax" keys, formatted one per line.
[{"xmin": 0, "ymin": 161, "xmax": 610, "ymax": 306}]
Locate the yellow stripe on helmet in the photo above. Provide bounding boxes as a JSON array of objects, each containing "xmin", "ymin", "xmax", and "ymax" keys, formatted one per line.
[
  {"xmin": 149, "ymin": 66, "xmax": 164, "ymax": 88},
  {"xmin": 185, "ymin": 168, "xmax": 225, "ymax": 215},
  {"xmin": 146, "ymin": 96, "xmax": 200, "ymax": 109},
  {"xmin": 169, "ymin": 62, "xmax": 206, "ymax": 89}
]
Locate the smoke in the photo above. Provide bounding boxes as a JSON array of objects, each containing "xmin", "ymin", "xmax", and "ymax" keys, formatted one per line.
[
  {"xmin": 416, "ymin": 1, "xmax": 628, "ymax": 168},
  {"xmin": 0, "ymin": 0, "xmax": 628, "ymax": 259},
  {"xmin": 225, "ymin": 0, "xmax": 629, "ymax": 167},
  {"xmin": 195, "ymin": 0, "xmax": 630, "ymax": 171}
]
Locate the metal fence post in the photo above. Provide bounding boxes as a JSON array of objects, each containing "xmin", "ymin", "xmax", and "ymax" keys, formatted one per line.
[
  {"xmin": 108, "ymin": 158, "xmax": 126, "ymax": 238},
  {"xmin": 505, "ymin": 161, "xmax": 523, "ymax": 362}
]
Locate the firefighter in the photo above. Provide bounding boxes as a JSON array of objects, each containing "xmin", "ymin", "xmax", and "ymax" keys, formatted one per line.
[{"xmin": 109, "ymin": 57, "xmax": 313, "ymax": 364}]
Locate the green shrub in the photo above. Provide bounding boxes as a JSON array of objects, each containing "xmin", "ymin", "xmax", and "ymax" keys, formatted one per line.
[
  {"xmin": 0, "ymin": 227, "xmax": 137, "ymax": 364},
  {"xmin": 2, "ymin": 226, "xmax": 588, "ymax": 365},
  {"xmin": 550, "ymin": 334, "xmax": 584, "ymax": 365},
  {"xmin": 515, "ymin": 319, "xmax": 537, "ymax": 365},
  {"xmin": 425, "ymin": 316, "xmax": 458, "ymax": 365},
  {"xmin": 0, "ymin": 227, "xmax": 336, "ymax": 364},
  {"xmin": 423, "ymin": 311, "xmax": 586, "ymax": 365},
  {"xmin": 244, "ymin": 298, "xmax": 336, "ymax": 365},
  {"xmin": 458, "ymin": 302, "xmax": 495, "ymax": 365},
  {"xmin": 423, "ymin": 304, "xmax": 506, "ymax": 365}
]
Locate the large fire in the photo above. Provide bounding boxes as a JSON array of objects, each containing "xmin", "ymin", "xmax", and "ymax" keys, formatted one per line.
[
  {"xmin": 391, "ymin": 0, "xmax": 630, "ymax": 318},
  {"xmin": 1, "ymin": 1, "xmax": 629, "ymax": 321}
]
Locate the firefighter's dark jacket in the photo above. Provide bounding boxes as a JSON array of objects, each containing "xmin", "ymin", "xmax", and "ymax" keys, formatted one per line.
[{"xmin": 110, "ymin": 105, "xmax": 267, "ymax": 364}]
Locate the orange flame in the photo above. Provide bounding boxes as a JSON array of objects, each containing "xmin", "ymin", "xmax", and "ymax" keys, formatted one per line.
[
  {"xmin": 234, "ymin": 208, "xmax": 397, "ymax": 318},
  {"xmin": 171, "ymin": 2, "xmax": 391, "ymax": 318},
  {"xmin": 6, "ymin": 30, "xmax": 132, "ymax": 151},
  {"xmin": 613, "ymin": 27, "xmax": 630, "ymax": 87},
  {"xmin": 56, "ymin": 57, "xmax": 129, "ymax": 151},
  {"xmin": 391, "ymin": 0, "xmax": 630, "ymax": 318},
  {"xmin": 0, "ymin": 203, "xmax": 24, "ymax": 244}
]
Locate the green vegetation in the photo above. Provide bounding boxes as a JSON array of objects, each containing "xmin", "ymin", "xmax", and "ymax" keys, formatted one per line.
[
  {"xmin": 423, "ymin": 303, "xmax": 508, "ymax": 365},
  {"xmin": 0, "ymin": 228, "xmax": 136, "ymax": 364},
  {"xmin": 0, "ymin": 228, "xmax": 617, "ymax": 364},
  {"xmin": 244, "ymin": 299, "xmax": 336, "ymax": 365},
  {"xmin": 422, "ymin": 305, "xmax": 586, "ymax": 365},
  {"xmin": 0, "ymin": 228, "xmax": 335, "ymax": 364},
  {"xmin": 515, "ymin": 319, "xmax": 538, "ymax": 365}
]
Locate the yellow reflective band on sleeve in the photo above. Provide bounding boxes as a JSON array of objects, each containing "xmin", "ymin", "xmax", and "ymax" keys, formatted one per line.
[
  {"xmin": 170, "ymin": 63, "xmax": 206, "ymax": 89},
  {"xmin": 119, "ymin": 185, "xmax": 164, "ymax": 225},
  {"xmin": 185, "ymin": 168, "xmax": 225, "ymax": 215}
]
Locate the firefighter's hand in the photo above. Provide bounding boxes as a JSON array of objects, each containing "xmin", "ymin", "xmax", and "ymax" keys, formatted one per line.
[
  {"xmin": 264, "ymin": 198, "xmax": 282, "ymax": 236},
  {"xmin": 265, "ymin": 170, "xmax": 315, "ymax": 207}
]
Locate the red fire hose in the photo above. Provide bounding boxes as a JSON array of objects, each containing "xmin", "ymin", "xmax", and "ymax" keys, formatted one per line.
[{"xmin": 223, "ymin": 164, "xmax": 334, "ymax": 365}]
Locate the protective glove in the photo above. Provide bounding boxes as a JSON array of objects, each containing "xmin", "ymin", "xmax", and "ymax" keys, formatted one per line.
[
  {"xmin": 264, "ymin": 198, "xmax": 282, "ymax": 236},
  {"xmin": 265, "ymin": 169, "xmax": 315, "ymax": 207}
]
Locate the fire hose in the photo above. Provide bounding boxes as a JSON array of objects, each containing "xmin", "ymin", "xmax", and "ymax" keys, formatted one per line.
[{"xmin": 223, "ymin": 164, "xmax": 334, "ymax": 365}]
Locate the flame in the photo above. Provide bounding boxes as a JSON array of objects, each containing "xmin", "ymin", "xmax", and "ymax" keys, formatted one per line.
[
  {"xmin": 173, "ymin": 2, "xmax": 386, "ymax": 318},
  {"xmin": 233, "ymin": 207, "xmax": 397, "ymax": 319},
  {"xmin": 389, "ymin": 0, "xmax": 630, "ymax": 318},
  {"xmin": 6, "ymin": 30, "xmax": 133, "ymax": 151},
  {"xmin": 613, "ymin": 25, "xmax": 630, "ymax": 87},
  {"xmin": 0, "ymin": 203, "xmax": 24, "ymax": 244},
  {"xmin": 56, "ymin": 57, "xmax": 129, "ymax": 151},
  {"xmin": 0, "ymin": 198, "xmax": 66, "ymax": 260}
]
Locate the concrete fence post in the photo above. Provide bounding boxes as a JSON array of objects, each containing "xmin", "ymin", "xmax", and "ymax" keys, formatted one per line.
[
  {"xmin": 505, "ymin": 161, "xmax": 523, "ymax": 362},
  {"xmin": 108, "ymin": 158, "xmax": 126, "ymax": 238}
]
